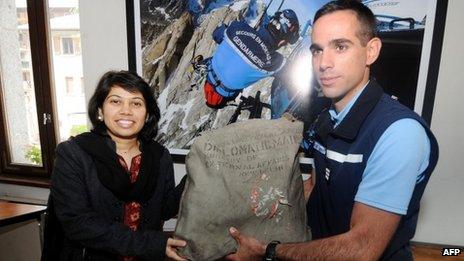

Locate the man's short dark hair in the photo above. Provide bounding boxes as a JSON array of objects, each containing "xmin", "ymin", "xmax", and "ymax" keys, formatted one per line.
[
  {"xmin": 88, "ymin": 70, "xmax": 161, "ymax": 141},
  {"xmin": 314, "ymin": 0, "xmax": 377, "ymax": 46}
]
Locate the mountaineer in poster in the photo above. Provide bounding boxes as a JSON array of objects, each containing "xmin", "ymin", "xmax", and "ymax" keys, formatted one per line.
[
  {"xmin": 198, "ymin": 9, "xmax": 300, "ymax": 108},
  {"xmin": 140, "ymin": 0, "xmax": 315, "ymax": 150}
]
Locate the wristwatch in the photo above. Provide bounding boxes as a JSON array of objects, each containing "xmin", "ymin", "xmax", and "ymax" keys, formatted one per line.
[{"xmin": 263, "ymin": 240, "xmax": 281, "ymax": 261}]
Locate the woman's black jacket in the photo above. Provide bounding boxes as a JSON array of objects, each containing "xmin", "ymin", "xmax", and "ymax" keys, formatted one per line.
[{"xmin": 42, "ymin": 137, "xmax": 185, "ymax": 260}]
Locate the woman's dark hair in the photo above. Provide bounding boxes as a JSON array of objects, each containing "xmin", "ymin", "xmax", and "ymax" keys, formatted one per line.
[
  {"xmin": 314, "ymin": 0, "xmax": 377, "ymax": 46},
  {"xmin": 88, "ymin": 70, "xmax": 161, "ymax": 141}
]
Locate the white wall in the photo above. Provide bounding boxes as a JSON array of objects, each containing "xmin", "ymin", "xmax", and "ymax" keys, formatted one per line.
[
  {"xmin": 79, "ymin": 0, "xmax": 128, "ymax": 101},
  {"xmin": 413, "ymin": 0, "xmax": 464, "ymax": 246}
]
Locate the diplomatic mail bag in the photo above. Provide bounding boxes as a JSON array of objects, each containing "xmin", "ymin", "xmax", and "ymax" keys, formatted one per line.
[{"xmin": 175, "ymin": 116, "xmax": 311, "ymax": 260}]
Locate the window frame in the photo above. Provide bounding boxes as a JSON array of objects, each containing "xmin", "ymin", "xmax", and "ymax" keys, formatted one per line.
[
  {"xmin": 61, "ymin": 37, "xmax": 75, "ymax": 55},
  {"xmin": 65, "ymin": 76, "xmax": 74, "ymax": 95},
  {"xmin": 0, "ymin": 0, "xmax": 57, "ymax": 184}
]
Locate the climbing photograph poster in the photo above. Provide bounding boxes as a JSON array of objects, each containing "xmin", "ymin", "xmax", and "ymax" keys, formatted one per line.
[{"xmin": 127, "ymin": 0, "xmax": 446, "ymax": 158}]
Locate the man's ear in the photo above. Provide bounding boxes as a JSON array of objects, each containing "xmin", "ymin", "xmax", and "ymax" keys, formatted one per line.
[{"xmin": 366, "ymin": 37, "xmax": 382, "ymax": 66}]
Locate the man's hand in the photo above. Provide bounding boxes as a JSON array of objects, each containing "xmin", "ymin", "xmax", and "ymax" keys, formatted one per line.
[
  {"xmin": 166, "ymin": 238, "xmax": 187, "ymax": 261},
  {"xmin": 226, "ymin": 227, "xmax": 266, "ymax": 261}
]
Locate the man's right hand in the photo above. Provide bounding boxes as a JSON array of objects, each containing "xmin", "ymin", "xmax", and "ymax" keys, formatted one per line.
[
  {"xmin": 166, "ymin": 238, "xmax": 187, "ymax": 261},
  {"xmin": 225, "ymin": 227, "xmax": 266, "ymax": 261}
]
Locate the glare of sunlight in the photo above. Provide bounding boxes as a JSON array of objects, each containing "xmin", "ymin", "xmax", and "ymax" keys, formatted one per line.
[{"xmin": 290, "ymin": 52, "xmax": 313, "ymax": 96}]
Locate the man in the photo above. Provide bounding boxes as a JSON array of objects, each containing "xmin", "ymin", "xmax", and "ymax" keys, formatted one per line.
[
  {"xmin": 202, "ymin": 10, "xmax": 299, "ymax": 108},
  {"xmin": 226, "ymin": 1, "xmax": 439, "ymax": 260}
]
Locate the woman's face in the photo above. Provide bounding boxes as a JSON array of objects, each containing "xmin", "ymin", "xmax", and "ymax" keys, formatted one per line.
[{"xmin": 100, "ymin": 85, "xmax": 147, "ymax": 141}]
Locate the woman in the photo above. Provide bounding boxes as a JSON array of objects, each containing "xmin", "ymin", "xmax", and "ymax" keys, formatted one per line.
[{"xmin": 47, "ymin": 70, "xmax": 187, "ymax": 260}]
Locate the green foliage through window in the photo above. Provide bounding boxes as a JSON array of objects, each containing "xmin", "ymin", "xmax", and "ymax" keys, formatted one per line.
[
  {"xmin": 25, "ymin": 145, "xmax": 42, "ymax": 165},
  {"xmin": 70, "ymin": 124, "xmax": 88, "ymax": 137}
]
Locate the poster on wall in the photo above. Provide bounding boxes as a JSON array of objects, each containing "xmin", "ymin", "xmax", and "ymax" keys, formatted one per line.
[
  {"xmin": 365, "ymin": 0, "xmax": 436, "ymax": 110},
  {"xmin": 128, "ymin": 0, "xmax": 446, "ymax": 160}
]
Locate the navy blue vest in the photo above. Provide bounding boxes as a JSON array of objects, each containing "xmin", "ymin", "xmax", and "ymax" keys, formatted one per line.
[{"xmin": 307, "ymin": 80, "xmax": 439, "ymax": 260}]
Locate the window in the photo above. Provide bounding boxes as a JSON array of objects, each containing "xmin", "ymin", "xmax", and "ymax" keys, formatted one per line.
[
  {"xmin": 21, "ymin": 60, "xmax": 30, "ymax": 69},
  {"xmin": 0, "ymin": 0, "xmax": 86, "ymax": 183},
  {"xmin": 0, "ymin": 0, "xmax": 47, "ymax": 173},
  {"xmin": 65, "ymin": 77, "xmax": 74, "ymax": 94},
  {"xmin": 22, "ymin": 71, "xmax": 31, "ymax": 83},
  {"xmin": 61, "ymin": 37, "xmax": 74, "ymax": 54}
]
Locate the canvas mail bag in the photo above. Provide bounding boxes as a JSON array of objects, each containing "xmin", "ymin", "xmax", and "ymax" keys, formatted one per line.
[{"xmin": 175, "ymin": 116, "xmax": 311, "ymax": 260}]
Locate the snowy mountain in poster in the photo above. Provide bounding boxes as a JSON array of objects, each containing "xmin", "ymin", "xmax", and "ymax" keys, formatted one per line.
[
  {"xmin": 141, "ymin": 0, "xmax": 298, "ymax": 150},
  {"xmin": 140, "ymin": 0, "xmax": 431, "ymax": 150}
]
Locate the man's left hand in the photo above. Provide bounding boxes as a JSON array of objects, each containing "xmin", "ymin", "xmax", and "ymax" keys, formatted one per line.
[{"xmin": 225, "ymin": 227, "xmax": 266, "ymax": 261}]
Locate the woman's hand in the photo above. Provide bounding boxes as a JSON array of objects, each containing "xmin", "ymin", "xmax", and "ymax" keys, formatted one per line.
[{"xmin": 166, "ymin": 238, "xmax": 187, "ymax": 261}]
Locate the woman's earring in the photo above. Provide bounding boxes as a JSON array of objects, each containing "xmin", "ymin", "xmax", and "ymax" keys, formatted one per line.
[{"xmin": 97, "ymin": 108, "xmax": 104, "ymax": 121}]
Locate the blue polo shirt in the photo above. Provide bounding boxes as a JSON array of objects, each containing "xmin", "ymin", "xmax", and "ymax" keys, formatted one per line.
[{"xmin": 328, "ymin": 82, "xmax": 431, "ymax": 215}]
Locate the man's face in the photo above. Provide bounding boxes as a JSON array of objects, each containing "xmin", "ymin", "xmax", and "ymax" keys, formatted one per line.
[{"xmin": 310, "ymin": 10, "xmax": 380, "ymax": 108}]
